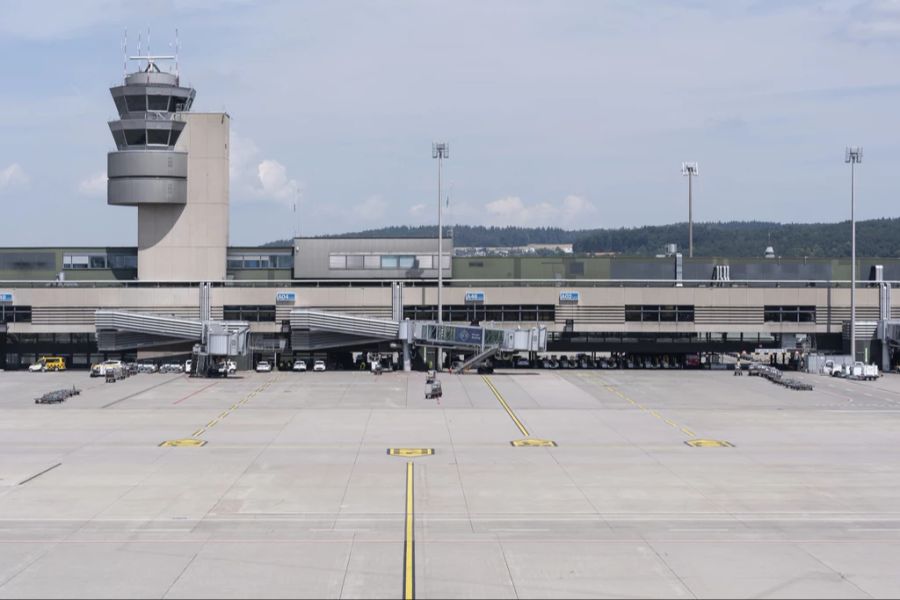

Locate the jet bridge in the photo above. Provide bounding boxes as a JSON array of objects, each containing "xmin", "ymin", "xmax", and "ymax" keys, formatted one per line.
[
  {"xmin": 95, "ymin": 309, "xmax": 250, "ymax": 373},
  {"xmin": 289, "ymin": 308, "xmax": 546, "ymax": 370}
]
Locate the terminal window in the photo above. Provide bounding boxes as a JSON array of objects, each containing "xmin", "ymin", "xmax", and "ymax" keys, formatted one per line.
[
  {"xmin": 764, "ymin": 305, "xmax": 816, "ymax": 323},
  {"xmin": 0, "ymin": 305, "xmax": 31, "ymax": 323},
  {"xmin": 63, "ymin": 254, "xmax": 108, "ymax": 270},
  {"xmin": 329, "ymin": 254, "xmax": 448, "ymax": 271},
  {"xmin": 404, "ymin": 304, "xmax": 555, "ymax": 323},
  {"xmin": 223, "ymin": 305, "xmax": 276, "ymax": 322},
  {"xmin": 227, "ymin": 253, "xmax": 293, "ymax": 270},
  {"xmin": 625, "ymin": 305, "xmax": 695, "ymax": 322}
]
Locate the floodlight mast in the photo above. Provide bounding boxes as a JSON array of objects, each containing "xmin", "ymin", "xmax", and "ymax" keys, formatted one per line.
[
  {"xmin": 432, "ymin": 142, "xmax": 449, "ymax": 371},
  {"xmin": 845, "ymin": 147, "xmax": 863, "ymax": 362},
  {"xmin": 681, "ymin": 162, "xmax": 699, "ymax": 258}
]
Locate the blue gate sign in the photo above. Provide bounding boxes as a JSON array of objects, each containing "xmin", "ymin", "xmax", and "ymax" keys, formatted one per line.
[
  {"xmin": 465, "ymin": 291, "xmax": 485, "ymax": 303},
  {"xmin": 0, "ymin": 292, "xmax": 13, "ymax": 304},
  {"xmin": 454, "ymin": 327, "xmax": 484, "ymax": 345},
  {"xmin": 559, "ymin": 291, "xmax": 580, "ymax": 303},
  {"xmin": 275, "ymin": 291, "xmax": 296, "ymax": 303}
]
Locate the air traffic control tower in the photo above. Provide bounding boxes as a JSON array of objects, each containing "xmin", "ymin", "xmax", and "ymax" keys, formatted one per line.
[{"xmin": 107, "ymin": 54, "xmax": 229, "ymax": 280}]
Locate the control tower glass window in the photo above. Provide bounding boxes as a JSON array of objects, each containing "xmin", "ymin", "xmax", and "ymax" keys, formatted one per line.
[
  {"xmin": 125, "ymin": 95, "xmax": 146, "ymax": 112},
  {"xmin": 147, "ymin": 129, "xmax": 169, "ymax": 145},
  {"xmin": 169, "ymin": 96, "xmax": 188, "ymax": 112},
  {"xmin": 124, "ymin": 129, "xmax": 147, "ymax": 146},
  {"xmin": 148, "ymin": 95, "xmax": 169, "ymax": 111}
]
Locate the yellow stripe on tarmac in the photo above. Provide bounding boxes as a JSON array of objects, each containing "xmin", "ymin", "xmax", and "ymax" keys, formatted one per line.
[
  {"xmin": 482, "ymin": 376, "xmax": 530, "ymax": 438},
  {"xmin": 403, "ymin": 462, "xmax": 415, "ymax": 600},
  {"xmin": 598, "ymin": 378, "xmax": 710, "ymax": 443}
]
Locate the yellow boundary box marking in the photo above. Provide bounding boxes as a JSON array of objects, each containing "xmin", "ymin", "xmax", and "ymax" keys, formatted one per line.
[
  {"xmin": 685, "ymin": 439, "xmax": 734, "ymax": 448},
  {"xmin": 388, "ymin": 448, "xmax": 435, "ymax": 457},
  {"xmin": 159, "ymin": 439, "xmax": 207, "ymax": 447},
  {"xmin": 511, "ymin": 438, "xmax": 558, "ymax": 447},
  {"xmin": 482, "ymin": 376, "xmax": 557, "ymax": 447},
  {"xmin": 403, "ymin": 462, "xmax": 415, "ymax": 600}
]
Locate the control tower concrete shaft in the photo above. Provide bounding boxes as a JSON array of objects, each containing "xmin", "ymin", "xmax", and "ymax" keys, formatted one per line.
[{"xmin": 107, "ymin": 56, "xmax": 229, "ymax": 281}]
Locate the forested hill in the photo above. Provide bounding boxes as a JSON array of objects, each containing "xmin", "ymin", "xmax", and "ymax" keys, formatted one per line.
[{"xmin": 263, "ymin": 219, "xmax": 900, "ymax": 258}]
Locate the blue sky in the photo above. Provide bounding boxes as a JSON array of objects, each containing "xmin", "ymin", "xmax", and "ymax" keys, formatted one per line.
[{"xmin": 1, "ymin": 0, "xmax": 900, "ymax": 246}]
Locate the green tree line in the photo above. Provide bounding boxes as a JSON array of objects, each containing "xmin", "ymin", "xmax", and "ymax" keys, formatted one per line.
[{"xmin": 264, "ymin": 218, "xmax": 900, "ymax": 257}]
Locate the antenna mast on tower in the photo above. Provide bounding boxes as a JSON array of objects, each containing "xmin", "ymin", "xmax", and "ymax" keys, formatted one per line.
[{"xmin": 122, "ymin": 28, "xmax": 128, "ymax": 80}]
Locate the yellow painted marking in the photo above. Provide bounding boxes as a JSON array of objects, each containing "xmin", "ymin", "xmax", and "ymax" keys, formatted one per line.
[
  {"xmin": 403, "ymin": 461, "xmax": 415, "ymax": 600},
  {"xmin": 597, "ymin": 378, "xmax": 711, "ymax": 442},
  {"xmin": 482, "ymin": 376, "xmax": 556, "ymax": 447},
  {"xmin": 510, "ymin": 438, "xmax": 558, "ymax": 447},
  {"xmin": 685, "ymin": 439, "xmax": 734, "ymax": 448},
  {"xmin": 482, "ymin": 376, "xmax": 530, "ymax": 438},
  {"xmin": 159, "ymin": 438, "xmax": 207, "ymax": 447},
  {"xmin": 388, "ymin": 448, "xmax": 435, "ymax": 457},
  {"xmin": 169, "ymin": 382, "xmax": 268, "ymax": 448}
]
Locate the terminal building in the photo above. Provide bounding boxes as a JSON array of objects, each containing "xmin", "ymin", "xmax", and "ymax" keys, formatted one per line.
[{"xmin": 2, "ymin": 58, "xmax": 900, "ymax": 371}]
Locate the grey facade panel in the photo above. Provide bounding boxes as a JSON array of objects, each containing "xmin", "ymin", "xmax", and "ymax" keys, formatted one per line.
[
  {"xmin": 610, "ymin": 259, "xmax": 676, "ymax": 280},
  {"xmin": 108, "ymin": 151, "xmax": 188, "ymax": 179},
  {"xmin": 292, "ymin": 238, "xmax": 453, "ymax": 279},
  {"xmin": 679, "ymin": 260, "xmax": 838, "ymax": 281},
  {"xmin": 107, "ymin": 177, "xmax": 187, "ymax": 205}
]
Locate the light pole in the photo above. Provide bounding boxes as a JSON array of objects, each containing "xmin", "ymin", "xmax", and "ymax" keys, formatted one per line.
[
  {"xmin": 846, "ymin": 147, "xmax": 862, "ymax": 362},
  {"xmin": 681, "ymin": 162, "xmax": 699, "ymax": 258},
  {"xmin": 433, "ymin": 142, "xmax": 449, "ymax": 371}
]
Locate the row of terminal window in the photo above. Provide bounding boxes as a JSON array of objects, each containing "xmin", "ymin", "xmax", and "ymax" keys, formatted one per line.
[
  {"xmin": 0, "ymin": 304, "xmax": 818, "ymax": 326},
  {"xmin": 328, "ymin": 254, "xmax": 451, "ymax": 270},
  {"xmin": 625, "ymin": 305, "xmax": 695, "ymax": 322},
  {"xmin": 223, "ymin": 305, "xmax": 276, "ymax": 322},
  {"xmin": 114, "ymin": 95, "xmax": 192, "ymax": 114},
  {"xmin": 625, "ymin": 305, "xmax": 817, "ymax": 323},
  {"xmin": 1, "ymin": 305, "xmax": 31, "ymax": 323},
  {"xmin": 403, "ymin": 305, "xmax": 556, "ymax": 322},
  {"xmin": 226, "ymin": 254, "xmax": 293, "ymax": 270},
  {"xmin": 63, "ymin": 253, "xmax": 137, "ymax": 270}
]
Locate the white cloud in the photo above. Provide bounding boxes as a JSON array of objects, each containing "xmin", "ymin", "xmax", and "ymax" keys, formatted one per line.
[
  {"xmin": 561, "ymin": 194, "xmax": 597, "ymax": 220},
  {"xmin": 257, "ymin": 159, "xmax": 301, "ymax": 200},
  {"xmin": 483, "ymin": 194, "xmax": 596, "ymax": 226},
  {"xmin": 0, "ymin": 163, "xmax": 28, "ymax": 189},
  {"xmin": 77, "ymin": 172, "xmax": 107, "ymax": 197},
  {"xmin": 409, "ymin": 203, "xmax": 427, "ymax": 217},
  {"xmin": 845, "ymin": 0, "xmax": 900, "ymax": 41},
  {"xmin": 230, "ymin": 131, "xmax": 303, "ymax": 207},
  {"xmin": 355, "ymin": 195, "xmax": 387, "ymax": 221}
]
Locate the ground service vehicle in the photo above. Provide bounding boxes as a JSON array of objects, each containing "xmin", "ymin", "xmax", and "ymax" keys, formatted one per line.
[
  {"xmin": 313, "ymin": 360, "xmax": 326, "ymax": 372},
  {"xmin": 255, "ymin": 361, "xmax": 272, "ymax": 373},
  {"xmin": 29, "ymin": 356, "xmax": 66, "ymax": 372},
  {"xmin": 851, "ymin": 362, "xmax": 879, "ymax": 380},
  {"xmin": 91, "ymin": 360, "xmax": 123, "ymax": 377},
  {"xmin": 293, "ymin": 360, "xmax": 307, "ymax": 372}
]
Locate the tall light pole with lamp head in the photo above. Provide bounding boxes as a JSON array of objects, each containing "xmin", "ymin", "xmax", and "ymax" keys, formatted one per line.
[
  {"xmin": 681, "ymin": 162, "xmax": 699, "ymax": 258},
  {"xmin": 846, "ymin": 147, "xmax": 862, "ymax": 362},
  {"xmin": 433, "ymin": 142, "xmax": 449, "ymax": 370}
]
